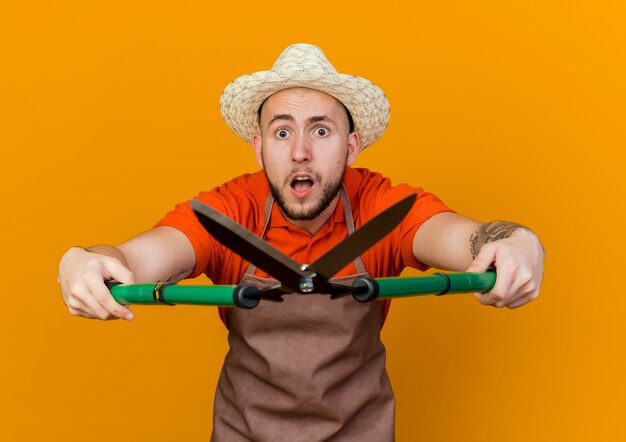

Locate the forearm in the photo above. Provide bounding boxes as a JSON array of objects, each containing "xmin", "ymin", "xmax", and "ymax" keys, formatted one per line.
[
  {"xmin": 413, "ymin": 213, "xmax": 540, "ymax": 271},
  {"xmin": 70, "ymin": 228, "xmax": 195, "ymax": 284},
  {"xmin": 117, "ymin": 226, "xmax": 196, "ymax": 283},
  {"xmin": 412, "ymin": 212, "xmax": 478, "ymax": 270}
]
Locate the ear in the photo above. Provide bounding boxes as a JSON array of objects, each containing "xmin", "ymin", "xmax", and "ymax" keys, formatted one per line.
[
  {"xmin": 252, "ymin": 134, "xmax": 264, "ymax": 169},
  {"xmin": 346, "ymin": 132, "xmax": 360, "ymax": 166}
]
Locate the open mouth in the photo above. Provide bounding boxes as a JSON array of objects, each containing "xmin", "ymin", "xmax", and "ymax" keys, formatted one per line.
[{"xmin": 290, "ymin": 175, "xmax": 314, "ymax": 196}]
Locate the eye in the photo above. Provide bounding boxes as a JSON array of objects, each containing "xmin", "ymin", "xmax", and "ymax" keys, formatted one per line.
[
  {"xmin": 315, "ymin": 127, "xmax": 329, "ymax": 137},
  {"xmin": 275, "ymin": 129, "xmax": 290, "ymax": 139}
]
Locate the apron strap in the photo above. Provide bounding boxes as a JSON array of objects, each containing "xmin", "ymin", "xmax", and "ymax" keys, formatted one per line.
[
  {"xmin": 244, "ymin": 195, "xmax": 274, "ymax": 276},
  {"xmin": 245, "ymin": 186, "xmax": 366, "ymax": 276},
  {"xmin": 340, "ymin": 186, "xmax": 367, "ymax": 274}
]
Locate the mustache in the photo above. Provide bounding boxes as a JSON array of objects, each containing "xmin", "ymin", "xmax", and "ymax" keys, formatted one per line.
[{"xmin": 283, "ymin": 167, "xmax": 322, "ymax": 187}]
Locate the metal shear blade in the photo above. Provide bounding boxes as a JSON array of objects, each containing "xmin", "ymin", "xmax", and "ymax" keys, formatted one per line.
[{"xmin": 190, "ymin": 193, "xmax": 416, "ymax": 295}]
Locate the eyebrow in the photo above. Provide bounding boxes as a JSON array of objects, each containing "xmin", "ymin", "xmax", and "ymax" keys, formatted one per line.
[{"xmin": 267, "ymin": 114, "xmax": 334, "ymax": 127}]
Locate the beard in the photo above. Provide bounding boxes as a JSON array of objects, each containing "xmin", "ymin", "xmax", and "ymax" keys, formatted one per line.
[{"xmin": 266, "ymin": 166, "xmax": 346, "ymax": 221}]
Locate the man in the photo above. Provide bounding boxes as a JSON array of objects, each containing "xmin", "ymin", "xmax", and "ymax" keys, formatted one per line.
[{"xmin": 58, "ymin": 44, "xmax": 544, "ymax": 440}]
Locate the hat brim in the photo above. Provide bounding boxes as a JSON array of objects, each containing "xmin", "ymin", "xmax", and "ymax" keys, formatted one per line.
[{"xmin": 220, "ymin": 69, "xmax": 390, "ymax": 150}]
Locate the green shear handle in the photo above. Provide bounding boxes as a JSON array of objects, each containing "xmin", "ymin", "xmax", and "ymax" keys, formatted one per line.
[{"xmin": 107, "ymin": 270, "xmax": 496, "ymax": 309}]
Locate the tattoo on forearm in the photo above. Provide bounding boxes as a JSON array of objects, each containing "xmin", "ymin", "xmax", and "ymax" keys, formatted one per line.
[{"xmin": 470, "ymin": 221, "xmax": 524, "ymax": 258}]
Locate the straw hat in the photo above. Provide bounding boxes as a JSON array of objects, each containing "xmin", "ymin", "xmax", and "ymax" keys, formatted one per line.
[{"xmin": 219, "ymin": 43, "xmax": 390, "ymax": 150}]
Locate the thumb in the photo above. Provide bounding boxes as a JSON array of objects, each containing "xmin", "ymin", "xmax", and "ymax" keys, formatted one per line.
[
  {"xmin": 103, "ymin": 256, "xmax": 136, "ymax": 285},
  {"xmin": 467, "ymin": 244, "xmax": 496, "ymax": 273}
]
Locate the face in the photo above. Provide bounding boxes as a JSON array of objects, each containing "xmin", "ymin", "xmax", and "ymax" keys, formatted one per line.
[{"xmin": 253, "ymin": 88, "xmax": 360, "ymax": 223}]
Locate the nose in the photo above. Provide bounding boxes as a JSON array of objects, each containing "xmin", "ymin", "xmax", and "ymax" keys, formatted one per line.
[{"xmin": 291, "ymin": 134, "xmax": 311, "ymax": 163}]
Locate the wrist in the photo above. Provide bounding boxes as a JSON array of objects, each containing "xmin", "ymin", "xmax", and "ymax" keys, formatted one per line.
[{"xmin": 511, "ymin": 227, "xmax": 545, "ymax": 257}]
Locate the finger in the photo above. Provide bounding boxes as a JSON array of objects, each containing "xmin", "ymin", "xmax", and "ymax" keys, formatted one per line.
[
  {"xmin": 475, "ymin": 283, "xmax": 535, "ymax": 308},
  {"xmin": 85, "ymin": 273, "xmax": 134, "ymax": 321},
  {"xmin": 474, "ymin": 291, "xmax": 504, "ymax": 307},
  {"xmin": 473, "ymin": 291, "xmax": 492, "ymax": 306},
  {"xmin": 102, "ymin": 256, "xmax": 136, "ymax": 285},
  {"xmin": 97, "ymin": 256, "xmax": 136, "ymax": 319},
  {"xmin": 77, "ymin": 284, "xmax": 118, "ymax": 320},
  {"xmin": 68, "ymin": 308, "xmax": 91, "ymax": 318},
  {"xmin": 66, "ymin": 280, "xmax": 114, "ymax": 320},
  {"xmin": 66, "ymin": 295, "xmax": 93, "ymax": 318},
  {"xmin": 62, "ymin": 278, "xmax": 93, "ymax": 316},
  {"xmin": 507, "ymin": 288, "xmax": 540, "ymax": 309},
  {"xmin": 506, "ymin": 279, "xmax": 539, "ymax": 308},
  {"xmin": 493, "ymin": 269, "xmax": 534, "ymax": 307},
  {"xmin": 68, "ymin": 304, "xmax": 100, "ymax": 319},
  {"xmin": 477, "ymin": 263, "xmax": 516, "ymax": 306},
  {"xmin": 466, "ymin": 244, "xmax": 496, "ymax": 273}
]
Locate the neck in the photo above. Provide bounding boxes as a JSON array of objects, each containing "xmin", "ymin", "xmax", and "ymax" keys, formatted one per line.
[{"xmin": 285, "ymin": 193, "xmax": 341, "ymax": 235}]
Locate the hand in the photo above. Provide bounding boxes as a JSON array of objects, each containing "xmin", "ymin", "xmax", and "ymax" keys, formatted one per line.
[
  {"xmin": 58, "ymin": 246, "xmax": 136, "ymax": 320},
  {"xmin": 466, "ymin": 228, "xmax": 544, "ymax": 309}
]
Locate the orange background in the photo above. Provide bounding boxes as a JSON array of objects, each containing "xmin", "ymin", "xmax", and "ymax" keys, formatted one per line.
[{"xmin": 2, "ymin": 1, "xmax": 625, "ymax": 440}]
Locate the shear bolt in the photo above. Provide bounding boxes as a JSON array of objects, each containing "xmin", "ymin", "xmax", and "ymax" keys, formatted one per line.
[{"xmin": 300, "ymin": 277, "xmax": 314, "ymax": 293}]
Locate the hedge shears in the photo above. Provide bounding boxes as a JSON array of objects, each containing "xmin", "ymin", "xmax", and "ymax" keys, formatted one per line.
[{"xmin": 109, "ymin": 195, "xmax": 495, "ymax": 308}]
